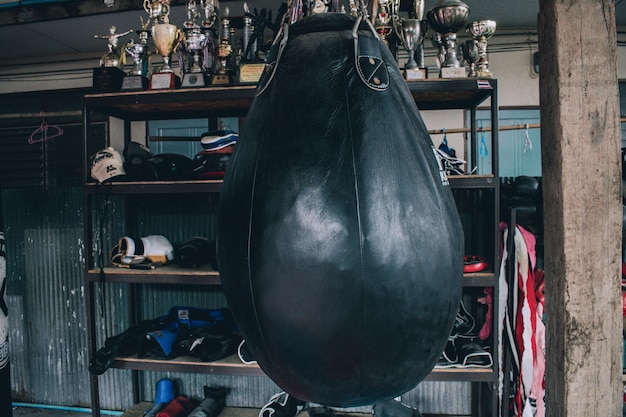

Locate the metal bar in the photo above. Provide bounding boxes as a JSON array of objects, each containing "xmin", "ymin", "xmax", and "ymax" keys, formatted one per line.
[{"xmin": 0, "ymin": 111, "xmax": 82, "ymax": 119}]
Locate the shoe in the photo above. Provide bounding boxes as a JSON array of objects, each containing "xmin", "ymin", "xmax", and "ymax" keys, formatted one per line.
[
  {"xmin": 456, "ymin": 339, "xmax": 493, "ymax": 368},
  {"xmin": 200, "ymin": 130, "xmax": 238, "ymax": 151},
  {"xmin": 238, "ymin": 339, "xmax": 257, "ymax": 365},
  {"xmin": 373, "ymin": 399, "xmax": 422, "ymax": 417},
  {"xmin": 259, "ymin": 392, "xmax": 305, "ymax": 417},
  {"xmin": 435, "ymin": 337, "xmax": 458, "ymax": 368},
  {"xmin": 451, "ymin": 301, "xmax": 476, "ymax": 338}
]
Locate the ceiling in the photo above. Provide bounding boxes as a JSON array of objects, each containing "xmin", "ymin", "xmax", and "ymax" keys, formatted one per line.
[{"xmin": 1, "ymin": 0, "xmax": 625, "ymax": 64}]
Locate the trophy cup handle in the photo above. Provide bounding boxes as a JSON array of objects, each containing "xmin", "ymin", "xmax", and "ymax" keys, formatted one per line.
[{"xmin": 143, "ymin": 0, "xmax": 151, "ymax": 14}]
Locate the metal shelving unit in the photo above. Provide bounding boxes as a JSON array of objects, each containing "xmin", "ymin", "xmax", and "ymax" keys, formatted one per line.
[{"xmin": 82, "ymin": 78, "xmax": 500, "ymax": 416}]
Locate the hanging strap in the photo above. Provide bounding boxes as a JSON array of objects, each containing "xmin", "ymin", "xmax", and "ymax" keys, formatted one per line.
[{"xmin": 256, "ymin": 0, "xmax": 387, "ymax": 97}]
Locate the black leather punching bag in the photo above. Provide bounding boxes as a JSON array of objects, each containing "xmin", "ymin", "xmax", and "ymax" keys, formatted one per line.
[{"xmin": 217, "ymin": 12, "xmax": 463, "ymax": 407}]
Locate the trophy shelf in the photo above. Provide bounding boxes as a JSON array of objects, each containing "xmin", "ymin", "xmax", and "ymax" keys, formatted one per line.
[
  {"xmin": 406, "ymin": 78, "xmax": 495, "ymax": 110},
  {"xmin": 83, "ymin": 85, "xmax": 257, "ymax": 120},
  {"xmin": 86, "ymin": 265, "xmax": 220, "ymax": 285},
  {"xmin": 84, "ymin": 179, "xmax": 223, "ymax": 194},
  {"xmin": 82, "ymin": 79, "xmax": 496, "ymax": 121},
  {"xmin": 83, "ymin": 176, "xmax": 494, "ymax": 194},
  {"xmin": 86, "ymin": 265, "xmax": 493, "ymax": 287},
  {"xmin": 110, "ymin": 353, "xmax": 266, "ymax": 376},
  {"xmin": 448, "ymin": 174, "xmax": 495, "ymax": 189},
  {"xmin": 108, "ymin": 353, "xmax": 495, "ymax": 382}
]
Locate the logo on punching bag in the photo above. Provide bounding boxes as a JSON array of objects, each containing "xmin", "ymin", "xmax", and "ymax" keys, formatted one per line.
[{"xmin": 432, "ymin": 146, "xmax": 450, "ymax": 186}]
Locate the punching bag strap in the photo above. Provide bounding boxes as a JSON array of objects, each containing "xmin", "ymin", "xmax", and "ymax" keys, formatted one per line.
[
  {"xmin": 353, "ymin": 14, "xmax": 389, "ymax": 91},
  {"xmin": 255, "ymin": 0, "xmax": 303, "ymax": 96},
  {"xmin": 255, "ymin": 22, "xmax": 289, "ymax": 97}
]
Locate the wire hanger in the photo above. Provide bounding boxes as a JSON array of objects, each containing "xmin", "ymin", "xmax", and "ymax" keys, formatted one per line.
[
  {"xmin": 523, "ymin": 123, "xmax": 532, "ymax": 153},
  {"xmin": 28, "ymin": 114, "xmax": 64, "ymax": 144}
]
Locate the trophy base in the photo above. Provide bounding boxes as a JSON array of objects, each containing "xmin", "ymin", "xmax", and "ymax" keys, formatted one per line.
[
  {"xmin": 121, "ymin": 75, "xmax": 149, "ymax": 91},
  {"xmin": 149, "ymin": 72, "xmax": 180, "ymax": 90},
  {"xmin": 92, "ymin": 67, "xmax": 125, "ymax": 93},
  {"xmin": 181, "ymin": 73, "xmax": 212, "ymax": 88},
  {"xmin": 238, "ymin": 63, "xmax": 266, "ymax": 84},
  {"xmin": 441, "ymin": 66, "xmax": 467, "ymax": 79},
  {"xmin": 476, "ymin": 69, "xmax": 493, "ymax": 78},
  {"xmin": 211, "ymin": 73, "xmax": 232, "ymax": 86},
  {"xmin": 404, "ymin": 68, "xmax": 427, "ymax": 82}
]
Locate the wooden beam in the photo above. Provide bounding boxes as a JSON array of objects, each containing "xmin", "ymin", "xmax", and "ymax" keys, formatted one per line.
[
  {"xmin": 0, "ymin": 0, "xmax": 188, "ymax": 26},
  {"xmin": 538, "ymin": 1, "xmax": 622, "ymax": 416}
]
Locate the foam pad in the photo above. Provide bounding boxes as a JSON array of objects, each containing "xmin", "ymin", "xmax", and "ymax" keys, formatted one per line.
[{"xmin": 217, "ymin": 13, "xmax": 463, "ymax": 407}]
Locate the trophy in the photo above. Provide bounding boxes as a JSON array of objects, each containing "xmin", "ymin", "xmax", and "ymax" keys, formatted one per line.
[
  {"xmin": 391, "ymin": 0, "xmax": 427, "ymax": 80},
  {"xmin": 239, "ymin": 3, "xmax": 269, "ymax": 84},
  {"xmin": 431, "ymin": 32, "xmax": 446, "ymax": 70},
  {"xmin": 150, "ymin": 22, "xmax": 182, "ymax": 89},
  {"xmin": 461, "ymin": 39, "xmax": 479, "ymax": 78},
  {"xmin": 144, "ymin": 0, "xmax": 170, "ymax": 23},
  {"xmin": 122, "ymin": 20, "xmax": 151, "ymax": 90},
  {"xmin": 212, "ymin": 7, "xmax": 235, "ymax": 85},
  {"xmin": 181, "ymin": 0, "xmax": 211, "ymax": 87},
  {"xmin": 397, "ymin": 19, "xmax": 427, "ymax": 80},
  {"xmin": 201, "ymin": 0, "xmax": 219, "ymax": 29},
  {"xmin": 373, "ymin": 0, "xmax": 395, "ymax": 47},
  {"xmin": 426, "ymin": 0, "xmax": 470, "ymax": 78},
  {"xmin": 93, "ymin": 26, "xmax": 133, "ymax": 92},
  {"xmin": 467, "ymin": 20, "xmax": 496, "ymax": 78}
]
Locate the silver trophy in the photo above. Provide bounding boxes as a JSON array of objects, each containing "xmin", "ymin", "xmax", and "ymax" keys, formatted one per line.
[
  {"xmin": 461, "ymin": 39, "xmax": 479, "ymax": 77},
  {"xmin": 93, "ymin": 26, "xmax": 132, "ymax": 92},
  {"xmin": 431, "ymin": 32, "xmax": 446, "ymax": 70},
  {"xmin": 399, "ymin": 20, "xmax": 427, "ymax": 79},
  {"xmin": 467, "ymin": 20, "xmax": 496, "ymax": 78},
  {"xmin": 122, "ymin": 20, "xmax": 151, "ymax": 90},
  {"xmin": 144, "ymin": 0, "xmax": 170, "ymax": 23},
  {"xmin": 180, "ymin": 0, "xmax": 211, "ymax": 87},
  {"xmin": 391, "ymin": 0, "xmax": 427, "ymax": 79},
  {"xmin": 426, "ymin": 0, "xmax": 470, "ymax": 78},
  {"xmin": 201, "ymin": 0, "xmax": 219, "ymax": 28},
  {"xmin": 95, "ymin": 26, "xmax": 133, "ymax": 68}
]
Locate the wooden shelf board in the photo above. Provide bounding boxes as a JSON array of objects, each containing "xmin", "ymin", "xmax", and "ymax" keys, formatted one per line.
[
  {"xmin": 110, "ymin": 353, "xmax": 494, "ymax": 382},
  {"xmin": 111, "ymin": 354, "xmax": 265, "ymax": 376},
  {"xmin": 86, "ymin": 265, "xmax": 220, "ymax": 285},
  {"xmin": 84, "ymin": 179, "xmax": 223, "ymax": 194}
]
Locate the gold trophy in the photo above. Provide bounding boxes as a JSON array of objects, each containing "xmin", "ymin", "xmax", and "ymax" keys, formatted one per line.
[
  {"xmin": 373, "ymin": 0, "xmax": 394, "ymax": 47},
  {"xmin": 150, "ymin": 22, "xmax": 182, "ymax": 89},
  {"xmin": 212, "ymin": 7, "xmax": 234, "ymax": 85},
  {"xmin": 147, "ymin": 1, "xmax": 182, "ymax": 89}
]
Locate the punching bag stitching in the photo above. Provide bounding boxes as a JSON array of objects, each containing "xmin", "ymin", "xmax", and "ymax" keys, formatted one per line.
[{"xmin": 343, "ymin": 26, "xmax": 367, "ymax": 400}]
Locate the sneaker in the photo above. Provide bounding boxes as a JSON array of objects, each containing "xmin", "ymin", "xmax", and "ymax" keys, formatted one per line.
[
  {"xmin": 259, "ymin": 392, "xmax": 305, "ymax": 417},
  {"xmin": 451, "ymin": 301, "xmax": 476, "ymax": 338},
  {"xmin": 435, "ymin": 337, "xmax": 458, "ymax": 368},
  {"xmin": 456, "ymin": 339, "xmax": 493, "ymax": 368}
]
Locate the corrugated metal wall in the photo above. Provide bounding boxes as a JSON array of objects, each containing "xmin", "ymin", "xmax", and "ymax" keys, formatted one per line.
[{"xmin": 3, "ymin": 186, "xmax": 471, "ymax": 415}]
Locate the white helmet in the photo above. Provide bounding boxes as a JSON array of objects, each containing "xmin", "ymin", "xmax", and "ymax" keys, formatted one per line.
[{"xmin": 90, "ymin": 147, "xmax": 126, "ymax": 183}]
